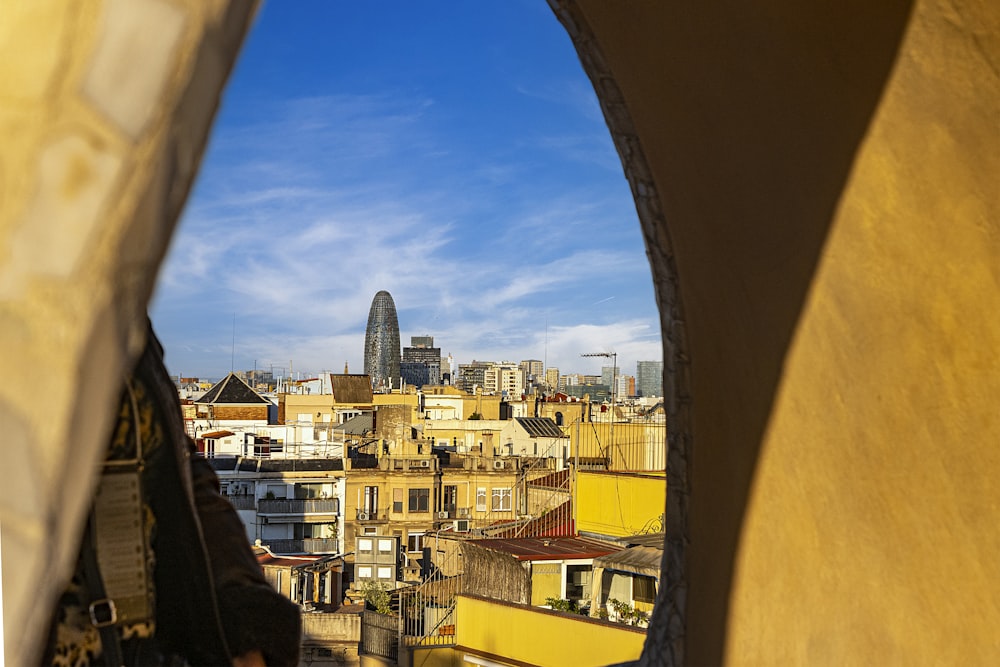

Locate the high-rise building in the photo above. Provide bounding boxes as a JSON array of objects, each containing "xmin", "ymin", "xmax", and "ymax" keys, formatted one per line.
[
  {"xmin": 401, "ymin": 335, "xmax": 441, "ymax": 388},
  {"xmin": 519, "ymin": 359, "xmax": 543, "ymax": 381},
  {"xmin": 544, "ymin": 367, "xmax": 559, "ymax": 390},
  {"xmin": 636, "ymin": 360, "xmax": 664, "ymax": 397},
  {"xmin": 363, "ymin": 290, "xmax": 401, "ymax": 391},
  {"xmin": 456, "ymin": 361, "xmax": 492, "ymax": 392},
  {"xmin": 410, "ymin": 335, "xmax": 434, "ymax": 348},
  {"xmin": 484, "ymin": 362, "xmax": 524, "ymax": 398}
]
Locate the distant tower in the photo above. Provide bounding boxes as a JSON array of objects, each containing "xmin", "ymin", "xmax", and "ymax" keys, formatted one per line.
[{"xmin": 364, "ymin": 290, "xmax": 401, "ymax": 390}]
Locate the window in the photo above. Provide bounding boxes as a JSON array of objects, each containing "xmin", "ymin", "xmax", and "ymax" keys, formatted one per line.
[
  {"xmin": 407, "ymin": 532, "xmax": 425, "ymax": 553},
  {"xmin": 362, "ymin": 527, "xmax": 378, "ymax": 536},
  {"xmin": 363, "ymin": 486, "xmax": 378, "ymax": 514},
  {"xmin": 358, "ymin": 538, "xmax": 373, "ymax": 553},
  {"xmin": 377, "ymin": 538, "xmax": 394, "ymax": 553},
  {"xmin": 443, "ymin": 485, "xmax": 457, "ymax": 514},
  {"xmin": 393, "ymin": 488, "xmax": 403, "ymax": 513},
  {"xmin": 634, "ymin": 575, "xmax": 657, "ymax": 604},
  {"xmin": 476, "ymin": 487, "xmax": 487, "ymax": 512},
  {"xmin": 357, "ymin": 566, "xmax": 372, "ymax": 579},
  {"xmin": 294, "ymin": 483, "xmax": 325, "ymax": 499},
  {"xmin": 491, "ymin": 488, "xmax": 512, "ymax": 512},
  {"xmin": 408, "ymin": 488, "xmax": 430, "ymax": 513},
  {"xmin": 377, "ymin": 566, "xmax": 393, "ymax": 580}
]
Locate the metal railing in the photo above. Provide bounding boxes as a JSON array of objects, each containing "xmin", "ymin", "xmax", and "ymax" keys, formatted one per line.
[
  {"xmin": 361, "ymin": 609, "xmax": 399, "ymax": 660},
  {"xmin": 225, "ymin": 495, "xmax": 257, "ymax": 510},
  {"xmin": 398, "ymin": 545, "xmax": 463, "ymax": 647},
  {"xmin": 258, "ymin": 498, "xmax": 339, "ymax": 514},
  {"xmin": 574, "ymin": 419, "xmax": 666, "ymax": 472},
  {"xmin": 263, "ymin": 538, "xmax": 339, "ymax": 554}
]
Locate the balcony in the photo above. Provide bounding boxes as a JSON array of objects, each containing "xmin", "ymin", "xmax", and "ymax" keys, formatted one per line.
[
  {"xmin": 356, "ymin": 508, "xmax": 387, "ymax": 522},
  {"xmin": 258, "ymin": 498, "xmax": 339, "ymax": 515},
  {"xmin": 263, "ymin": 538, "xmax": 340, "ymax": 554},
  {"xmin": 226, "ymin": 495, "xmax": 257, "ymax": 511}
]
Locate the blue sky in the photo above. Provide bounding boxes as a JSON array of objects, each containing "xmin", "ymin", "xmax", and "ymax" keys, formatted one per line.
[{"xmin": 150, "ymin": 1, "xmax": 661, "ymax": 382}]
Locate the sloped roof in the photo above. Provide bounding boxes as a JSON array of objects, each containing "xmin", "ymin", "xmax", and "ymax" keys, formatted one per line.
[
  {"xmin": 619, "ymin": 532, "xmax": 666, "ymax": 548},
  {"xmin": 515, "ymin": 417, "xmax": 568, "ymax": 438},
  {"xmin": 471, "ymin": 535, "xmax": 619, "ymax": 561},
  {"xmin": 197, "ymin": 373, "xmax": 269, "ymax": 405},
  {"xmin": 200, "ymin": 430, "xmax": 235, "ymax": 439},
  {"xmin": 527, "ymin": 469, "xmax": 570, "ymax": 490},
  {"xmin": 329, "ymin": 374, "xmax": 374, "ymax": 403},
  {"xmin": 338, "ymin": 412, "xmax": 374, "ymax": 435},
  {"xmin": 593, "ymin": 545, "xmax": 662, "ymax": 579},
  {"xmin": 488, "ymin": 500, "xmax": 574, "ymax": 539}
]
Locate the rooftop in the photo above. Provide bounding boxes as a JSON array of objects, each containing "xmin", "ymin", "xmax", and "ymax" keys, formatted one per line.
[
  {"xmin": 470, "ymin": 535, "xmax": 620, "ymax": 561},
  {"xmin": 515, "ymin": 417, "xmax": 568, "ymax": 438},
  {"xmin": 197, "ymin": 373, "xmax": 270, "ymax": 405}
]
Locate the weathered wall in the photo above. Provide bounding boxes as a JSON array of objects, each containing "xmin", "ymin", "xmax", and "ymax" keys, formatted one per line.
[
  {"xmin": 302, "ymin": 609, "xmax": 362, "ymax": 641},
  {"xmin": 212, "ymin": 405, "xmax": 269, "ymax": 420},
  {"xmin": 557, "ymin": 0, "xmax": 1000, "ymax": 664}
]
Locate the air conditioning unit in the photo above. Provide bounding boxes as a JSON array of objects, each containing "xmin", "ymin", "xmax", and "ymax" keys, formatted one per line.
[
  {"xmin": 418, "ymin": 459, "xmax": 431, "ymax": 468},
  {"xmin": 436, "ymin": 511, "xmax": 450, "ymax": 519},
  {"xmin": 457, "ymin": 508, "xmax": 470, "ymax": 518},
  {"xmin": 358, "ymin": 512, "xmax": 370, "ymax": 521},
  {"xmin": 454, "ymin": 519, "xmax": 470, "ymax": 532},
  {"xmin": 493, "ymin": 460, "xmax": 505, "ymax": 470}
]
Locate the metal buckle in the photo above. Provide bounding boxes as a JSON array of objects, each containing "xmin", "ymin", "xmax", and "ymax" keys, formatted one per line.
[{"xmin": 88, "ymin": 598, "xmax": 118, "ymax": 628}]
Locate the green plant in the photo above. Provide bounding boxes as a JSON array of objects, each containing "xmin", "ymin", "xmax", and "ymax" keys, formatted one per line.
[
  {"xmin": 264, "ymin": 490, "xmax": 276, "ymax": 499},
  {"xmin": 361, "ymin": 580, "xmax": 392, "ymax": 615},
  {"xmin": 468, "ymin": 412, "xmax": 483, "ymax": 420},
  {"xmin": 545, "ymin": 597, "xmax": 579, "ymax": 613},
  {"xmin": 608, "ymin": 598, "xmax": 649, "ymax": 626}
]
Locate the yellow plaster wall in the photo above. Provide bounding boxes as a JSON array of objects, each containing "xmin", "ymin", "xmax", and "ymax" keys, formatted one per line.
[
  {"xmin": 454, "ymin": 594, "xmax": 645, "ymax": 667},
  {"xmin": 565, "ymin": 0, "xmax": 1000, "ymax": 664},
  {"xmin": 576, "ymin": 472, "xmax": 665, "ymax": 538},
  {"xmin": 530, "ymin": 563, "xmax": 564, "ymax": 606}
]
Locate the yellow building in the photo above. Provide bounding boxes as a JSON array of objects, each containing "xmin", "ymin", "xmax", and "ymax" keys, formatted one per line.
[
  {"xmin": 279, "ymin": 374, "xmax": 374, "ymax": 424},
  {"xmin": 400, "ymin": 594, "xmax": 646, "ymax": 667},
  {"xmin": 343, "ymin": 452, "xmax": 528, "ymax": 582}
]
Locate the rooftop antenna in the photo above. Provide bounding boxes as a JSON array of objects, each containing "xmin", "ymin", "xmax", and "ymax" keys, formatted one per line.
[
  {"xmin": 231, "ymin": 313, "xmax": 236, "ymax": 373},
  {"xmin": 543, "ymin": 313, "xmax": 548, "ymax": 375}
]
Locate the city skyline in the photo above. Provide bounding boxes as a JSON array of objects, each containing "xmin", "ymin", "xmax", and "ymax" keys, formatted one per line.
[{"xmin": 149, "ymin": 2, "xmax": 661, "ymax": 379}]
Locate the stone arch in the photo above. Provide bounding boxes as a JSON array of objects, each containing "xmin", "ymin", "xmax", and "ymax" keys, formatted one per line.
[{"xmin": 3, "ymin": 2, "xmax": 999, "ymax": 665}]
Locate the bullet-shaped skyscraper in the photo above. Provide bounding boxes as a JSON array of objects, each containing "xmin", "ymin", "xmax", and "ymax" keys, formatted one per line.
[{"xmin": 363, "ymin": 290, "xmax": 401, "ymax": 390}]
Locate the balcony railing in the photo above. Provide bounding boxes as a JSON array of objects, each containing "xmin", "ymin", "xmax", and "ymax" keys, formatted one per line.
[
  {"xmin": 361, "ymin": 609, "xmax": 399, "ymax": 661},
  {"xmin": 263, "ymin": 538, "xmax": 339, "ymax": 554},
  {"xmin": 225, "ymin": 495, "xmax": 257, "ymax": 510},
  {"xmin": 356, "ymin": 508, "xmax": 387, "ymax": 522},
  {"xmin": 258, "ymin": 498, "xmax": 339, "ymax": 514}
]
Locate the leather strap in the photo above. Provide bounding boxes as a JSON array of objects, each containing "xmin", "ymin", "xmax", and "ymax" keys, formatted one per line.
[{"xmin": 80, "ymin": 513, "xmax": 125, "ymax": 667}]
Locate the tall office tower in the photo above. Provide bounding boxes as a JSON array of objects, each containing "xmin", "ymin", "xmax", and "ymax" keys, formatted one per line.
[
  {"xmin": 544, "ymin": 367, "xmax": 560, "ymax": 390},
  {"xmin": 363, "ymin": 290, "xmax": 401, "ymax": 391},
  {"xmin": 442, "ymin": 354, "xmax": 454, "ymax": 384},
  {"xmin": 601, "ymin": 365, "xmax": 616, "ymax": 388},
  {"xmin": 402, "ymin": 335, "xmax": 441, "ymax": 387},
  {"xmin": 636, "ymin": 360, "xmax": 664, "ymax": 397},
  {"xmin": 519, "ymin": 359, "xmax": 543, "ymax": 381}
]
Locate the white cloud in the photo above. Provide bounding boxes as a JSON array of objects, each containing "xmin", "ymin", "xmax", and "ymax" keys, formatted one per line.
[{"xmin": 151, "ymin": 86, "xmax": 661, "ymax": 381}]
